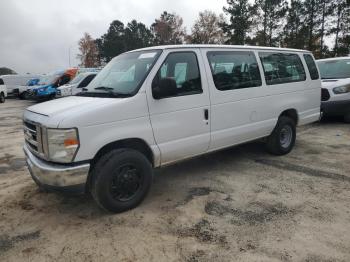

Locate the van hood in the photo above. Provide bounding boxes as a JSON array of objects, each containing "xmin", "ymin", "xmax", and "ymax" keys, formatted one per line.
[
  {"xmin": 58, "ymin": 83, "xmax": 78, "ymax": 90},
  {"xmin": 27, "ymin": 96, "xmax": 115, "ymax": 117},
  {"xmin": 24, "ymin": 92, "xmax": 148, "ymax": 129},
  {"xmin": 321, "ymin": 78, "xmax": 350, "ymax": 89}
]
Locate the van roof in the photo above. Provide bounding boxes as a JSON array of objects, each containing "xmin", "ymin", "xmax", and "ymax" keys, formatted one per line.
[
  {"xmin": 132, "ymin": 44, "xmax": 311, "ymax": 53},
  {"xmin": 317, "ymin": 56, "xmax": 350, "ymax": 62}
]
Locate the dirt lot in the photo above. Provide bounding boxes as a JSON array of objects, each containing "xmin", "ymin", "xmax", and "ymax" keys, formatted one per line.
[{"xmin": 0, "ymin": 99, "xmax": 349, "ymax": 262}]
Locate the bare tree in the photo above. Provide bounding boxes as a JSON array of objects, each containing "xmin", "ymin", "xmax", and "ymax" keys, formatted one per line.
[
  {"xmin": 152, "ymin": 11, "xmax": 186, "ymax": 45},
  {"xmin": 189, "ymin": 10, "xmax": 226, "ymax": 44},
  {"xmin": 77, "ymin": 33, "xmax": 100, "ymax": 68}
]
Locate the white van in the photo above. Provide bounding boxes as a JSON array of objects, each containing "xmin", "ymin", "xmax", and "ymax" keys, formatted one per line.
[
  {"xmin": 0, "ymin": 74, "xmax": 39, "ymax": 95},
  {"xmin": 0, "ymin": 78, "xmax": 7, "ymax": 103},
  {"xmin": 56, "ymin": 72, "xmax": 97, "ymax": 98},
  {"xmin": 317, "ymin": 57, "xmax": 350, "ymax": 122},
  {"xmin": 23, "ymin": 45, "xmax": 321, "ymax": 213}
]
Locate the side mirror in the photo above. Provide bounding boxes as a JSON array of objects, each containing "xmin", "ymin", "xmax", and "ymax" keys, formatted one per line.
[{"xmin": 152, "ymin": 77, "xmax": 177, "ymax": 99}]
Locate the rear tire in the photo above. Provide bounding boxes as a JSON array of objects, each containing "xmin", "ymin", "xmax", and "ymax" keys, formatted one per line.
[
  {"xmin": 0, "ymin": 93, "xmax": 5, "ymax": 103},
  {"xmin": 19, "ymin": 92, "xmax": 28, "ymax": 100},
  {"xmin": 266, "ymin": 116, "xmax": 296, "ymax": 155},
  {"xmin": 91, "ymin": 148, "xmax": 153, "ymax": 213},
  {"xmin": 344, "ymin": 113, "xmax": 350, "ymax": 123}
]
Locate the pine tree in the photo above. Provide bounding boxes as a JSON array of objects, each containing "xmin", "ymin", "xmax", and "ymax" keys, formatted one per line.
[
  {"xmin": 222, "ymin": 0, "xmax": 257, "ymax": 45},
  {"xmin": 254, "ymin": 0, "xmax": 288, "ymax": 46},
  {"xmin": 330, "ymin": 0, "xmax": 350, "ymax": 56},
  {"xmin": 318, "ymin": 0, "xmax": 333, "ymax": 58},
  {"xmin": 281, "ymin": 0, "xmax": 307, "ymax": 49},
  {"xmin": 302, "ymin": 0, "xmax": 322, "ymax": 53}
]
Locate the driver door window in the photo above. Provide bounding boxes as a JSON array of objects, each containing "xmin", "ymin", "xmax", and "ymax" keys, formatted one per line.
[{"xmin": 154, "ymin": 52, "xmax": 202, "ymax": 98}]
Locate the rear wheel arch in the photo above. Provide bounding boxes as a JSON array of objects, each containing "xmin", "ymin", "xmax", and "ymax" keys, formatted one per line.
[{"xmin": 279, "ymin": 109, "xmax": 298, "ymax": 125}]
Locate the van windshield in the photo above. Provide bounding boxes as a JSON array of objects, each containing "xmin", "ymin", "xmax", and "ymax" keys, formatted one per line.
[
  {"xmin": 83, "ymin": 50, "xmax": 161, "ymax": 97},
  {"xmin": 69, "ymin": 74, "xmax": 86, "ymax": 85},
  {"xmin": 317, "ymin": 59, "xmax": 350, "ymax": 79}
]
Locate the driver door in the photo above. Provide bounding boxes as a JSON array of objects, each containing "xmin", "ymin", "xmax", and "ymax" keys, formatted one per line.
[{"xmin": 145, "ymin": 49, "xmax": 211, "ymax": 165}]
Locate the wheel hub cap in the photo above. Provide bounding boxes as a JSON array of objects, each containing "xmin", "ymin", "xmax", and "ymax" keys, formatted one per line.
[
  {"xmin": 110, "ymin": 164, "xmax": 142, "ymax": 202},
  {"xmin": 280, "ymin": 126, "xmax": 292, "ymax": 149}
]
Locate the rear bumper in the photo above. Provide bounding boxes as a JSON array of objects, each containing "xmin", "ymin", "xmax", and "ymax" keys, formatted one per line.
[
  {"xmin": 321, "ymin": 100, "xmax": 350, "ymax": 116},
  {"xmin": 23, "ymin": 145, "xmax": 90, "ymax": 193}
]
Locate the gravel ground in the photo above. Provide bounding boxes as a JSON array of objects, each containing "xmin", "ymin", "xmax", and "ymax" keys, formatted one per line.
[{"xmin": 0, "ymin": 99, "xmax": 349, "ymax": 262}]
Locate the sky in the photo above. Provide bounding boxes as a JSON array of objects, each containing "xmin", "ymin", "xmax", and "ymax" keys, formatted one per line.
[{"xmin": 0, "ymin": 0, "xmax": 227, "ymax": 74}]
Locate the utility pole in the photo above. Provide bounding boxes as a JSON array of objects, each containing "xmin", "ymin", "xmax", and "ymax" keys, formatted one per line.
[{"xmin": 68, "ymin": 46, "xmax": 72, "ymax": 67}]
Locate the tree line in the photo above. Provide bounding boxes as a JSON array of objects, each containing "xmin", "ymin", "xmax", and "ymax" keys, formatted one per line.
[{"xmin": 77, "ymin": 0, "xmax": 350, "ymax": 67}]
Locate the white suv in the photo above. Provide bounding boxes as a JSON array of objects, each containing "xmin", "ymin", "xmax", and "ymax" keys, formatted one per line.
[
  {"xmin": 317, "ymin": 57, "xmax": 350, "ymax": 122},
  {"xmin": 23, "ymin": 45, "xmax": 321, "ymax": 213},
  {"xmin": 0, "ymin": 78, "xmax": 7, "ymax": 103}
]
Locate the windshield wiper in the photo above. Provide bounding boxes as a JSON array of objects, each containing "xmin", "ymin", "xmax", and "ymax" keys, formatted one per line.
[
  {"xmin": 94, "ymin": 86, "xmax": 114, "ymax": 91},
  {"xmin": 93, "ymin": 86, "xmax": 133, "ymax": 97},
  {"xmin": 76, "ymin": 90, "xmax": 132, "ymax": 98}
]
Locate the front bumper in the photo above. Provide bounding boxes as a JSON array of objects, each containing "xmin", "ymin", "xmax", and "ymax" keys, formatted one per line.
[
  {"xmin": 23, "ymin": 145, "xmax": 90, "ymax": 193},
  {"xmin": 321, "ymin": 100, "xmax": 350, "ymax": 116}
]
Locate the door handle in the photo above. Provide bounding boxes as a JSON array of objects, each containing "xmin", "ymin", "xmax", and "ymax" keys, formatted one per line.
[{"xmin": 204, "ymin": 109, "xmax": 209, "ymax": 120}]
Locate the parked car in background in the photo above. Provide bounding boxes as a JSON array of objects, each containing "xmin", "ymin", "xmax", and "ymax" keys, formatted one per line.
[
  {"xmin": 28, "ymin": 68, "xmax": 78, "ymax": 101},
  {"xmin": 27, "ymin": 78, "xmax": 40, "ymax": 86},
  {"xmin": 0, "ymin": 74, "xmax": 39, "ymax": 95},
  {"xmin": 56, "ymin": 72, "xmax": 97, "ymax": 98},
  {"xmin": 0, "ymin": 78, "xmax": 7, "ymax": 103},
  {"xmin": 317, "ymin": 57, "xmax": 350, "ymax": 122},
  {"xmin": 23, "ymin": 45, "xmax": 321, "ymax": 213},
  {"xmin": 15, "ymin": 78, "xmax": 41, "ymax": 99}
]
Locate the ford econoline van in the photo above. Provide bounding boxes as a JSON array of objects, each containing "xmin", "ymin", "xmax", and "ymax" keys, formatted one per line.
[{"xmin": 23, "ymin": 45, "xmax": 321, "ymax": 213}]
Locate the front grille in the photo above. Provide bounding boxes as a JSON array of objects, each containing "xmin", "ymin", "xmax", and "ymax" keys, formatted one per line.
[
  {"xmin": 23, "ymin": 120, "xmax": 44, "ymax": 156},
  {"xmin": 321, "ymin": 88, "xmax": 330, "ymax": 101}
]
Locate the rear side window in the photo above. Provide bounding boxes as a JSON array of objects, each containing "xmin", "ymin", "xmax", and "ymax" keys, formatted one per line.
[
  {"xmin": 154, "ymin": 52, "xmax": 202, "ymax": 97},
  {"xmin": 0, "ymin": 79, "xmax": 4, "ymax": 85},
  {"xmin": 303, "ymin": 54, "xmax": 319, "ymax": 80},
  {"xmin": 259, "ymin": 52, "xmax": 306, "ymax": 85},
  {"xmin": 207, "ymin": 51, "xmax": 262, "ymax": 91}
]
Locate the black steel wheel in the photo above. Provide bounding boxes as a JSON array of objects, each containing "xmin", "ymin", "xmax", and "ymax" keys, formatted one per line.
[{"xmin": 91, "ymin": 148, "xmax": 153, "ymax": 213}]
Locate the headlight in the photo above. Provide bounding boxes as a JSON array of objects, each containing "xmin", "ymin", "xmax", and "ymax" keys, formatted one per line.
[
  {"xmin": 47, "ymin": 128, "xmax": 79, "ymax": 163},
  {"xmin": 333, "ymin": 85, "xmax": 350, "ymax": 94}
]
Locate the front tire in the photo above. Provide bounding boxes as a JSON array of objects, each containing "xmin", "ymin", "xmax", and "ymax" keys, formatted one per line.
[
  {"xmin": 0, "ymin": 93, "xmax": 5, "ymax": 103},
  {"xmin": 266, "ymin": 116, "xmax": 296, "ymax": 155},
  {"xmin": 91, "ymin": 149, "xmax": 153, "ymax": 213}
]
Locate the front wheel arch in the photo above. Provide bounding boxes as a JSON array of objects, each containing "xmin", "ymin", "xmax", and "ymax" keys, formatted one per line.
[{"xmin": 86, "ymin": 138, "xmax": 154, "ymax": 192}]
